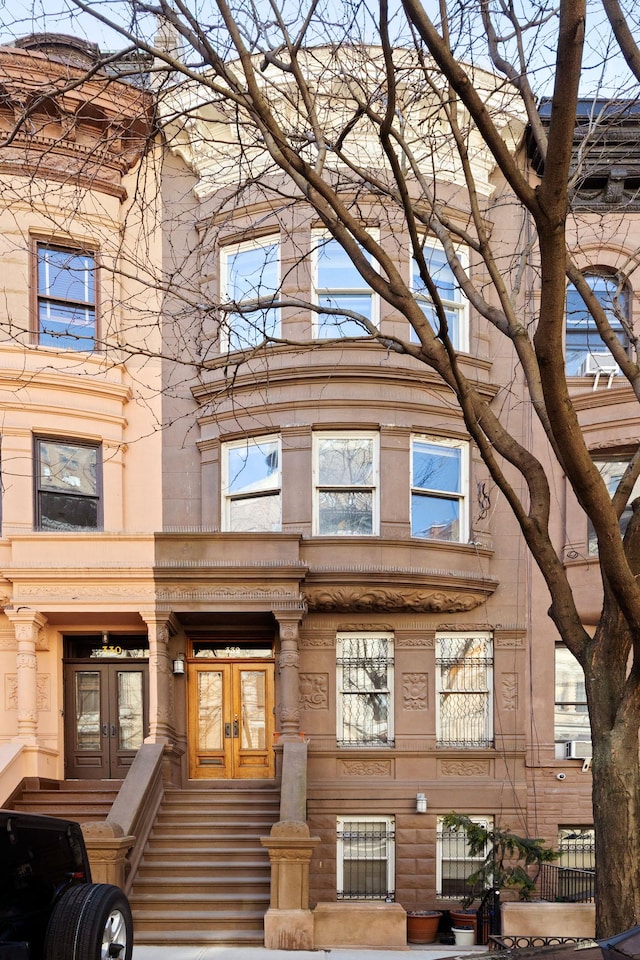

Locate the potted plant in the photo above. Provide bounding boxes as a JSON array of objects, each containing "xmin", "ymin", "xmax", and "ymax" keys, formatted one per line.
[
  {"xmin": 406, "ymin": 909, "xmax": 443, "ymax": 944},
  {"xmin": 441, "ymin": 813, "xmax": 557, "ymax": 943}
]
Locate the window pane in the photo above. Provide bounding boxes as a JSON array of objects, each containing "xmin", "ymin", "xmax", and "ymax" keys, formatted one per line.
[
  {"xmin": 318, "ymin": 438, "xmax": 373, "ymax": 485},
  {"xmin": 240, "ymin": 671, "xmax": 266, "ymax": 749},
  {"xmin": 228, "ymin": 493, "xmax": 281, "ymax": 532},
  {"xmin": 225, "ymin": 242, "xmax": 279, "ymax": 349},
  {"xmin": 197, "ymin": 671, "xmax": 223, "ymax": 751},
  {"xmin": 319, "ymin": 490, "xmax": 372, "ymax": 535},
  {"xmin": 227, "ymin": 243, "xmax": 278, "ymax": 303},
  {"xmin": 411, "ymin": 493, "xmax": 459, "ymax": 540},
  {"xmin": 566, "ymin": 274, "xmax": 628, "ymax": 375},
  {"xmin": 39, "ymin": 441, "xmax": 97, "ymax": 496},
  {"xmin": 316, "ymin": 238, "xmax": 373, "ymax": 338},
  {"xmin": 75, "ymin": 671, "xmax": 100, "ymax": 751},
  {"xmin": 318, "ymin": 239, "xmax": 369, "ymax": 288},
  {"xmin": 38, "ymin": 247, "xmax": 95, "ymax": 304},
  {"xmin": 437, "ymin": 636, "xmax": 493, "ymax": 747},
  {"xmin": 342, "ymin": 692, "xmax": 388, "ymax": 743},
  {"xmin": 117, "ymin": 671, "xmax": 144, "ymax": 750},
  {"xmin": 39, "ymin": 491, "xmax": 99, "ymax": 531},
  {"xmin": 227, "ymin": 440, "xmax": 279, "ymax": 495},
  {"xmin": 413, "ymin": 441, "xmax": 461, "ymax": 493},
  {"xmin": 555, "ymin": 646, "xmax": 590, "ymax": 741},
  {"xmin": 338, "ymin": 819, "xmax": 394, "ymax": 900}
]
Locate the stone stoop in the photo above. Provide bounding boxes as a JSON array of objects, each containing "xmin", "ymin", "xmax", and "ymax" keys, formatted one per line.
[
  {"xmin": 9, "ymin": 779, "xmax": 123, "ymax": 823},
  {"xmin": 129, "ymin": 785, "xmax": 280, "ymax": 946}
]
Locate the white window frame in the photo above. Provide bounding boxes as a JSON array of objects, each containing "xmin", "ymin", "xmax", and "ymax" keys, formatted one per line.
[
  {"xmin": 336, "ymin": 632, "xmax": 394, "ymax": 747},
  {"xmin": 411, "ymin": 435, "xmax": 469, "ymax": 543},
  {"xmin": 219, "ymin": 236, "xmax": 280, "ymax": 351},
  {"xmin": 587, "ymin": 457, "xmax": 640, "ymax": 556},
  {"xmin": 565, "ymin": 271, "xmax": 629, "ymax": 376},
  {"xmin": 411, "ymin": 238, "xmax": 469, "ymax": 352},
  {"xmin": 554, "ymin": 644, "xmax": 590, "ymax": 746},
  {"xmin": 436, "ymin": 815, "xmax": 493, "ymax": 899},
  {"xmin": 311, "ymin": 230, "xmax": 379, "ymax": 338},
  {"xmin": 337, "ymin": 815, "xmax": 395, "ymax": 900},
  {"xmin": 221, "ymin": 434, "xmax": 282, "ymax": 532},
  {"xmin": 313, "ymin": 431, "xmax": 379, "ymax": 536},
  {"xmin": 436, "ymin": 633, "xmax": 493, "ymax": 748}
]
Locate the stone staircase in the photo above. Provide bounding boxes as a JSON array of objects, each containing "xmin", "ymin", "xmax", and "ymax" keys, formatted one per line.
[
  {"xmin": 129, "ymin": 785, "xmax": 280, "ymax": 946},
  {"xmin": 8, "ymin": 779, "xmax": 122, "ymax": 823}
]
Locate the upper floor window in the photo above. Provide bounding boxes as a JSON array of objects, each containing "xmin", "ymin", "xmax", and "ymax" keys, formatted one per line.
[
  {"xmin": 220, "ymin": 237, "xmax": 280, "ymax": 351},
  {"xmin": 555, "ymin": 644, "xmax": 590, "ymax": 744},
  {"xmin": 313, "ymin": 432, "xmax": 378, "ymax": 535},
  {"xmin": 221, "ymin": 435, "xmax": 281, "ymax": 532},
  {"xmin": 35, "ymin": 242, "xmax": 97, "ymax": 351},
  {"xmin": 411, "ymin": 240, "xmax": 469, "ymax": 352},
  {"xmin": 587, "ymin": 457, "xmax": 640, "ymax": 555},
  {"xmin": 566, "ymin": 271, "xmax": 629, "ymax": 376},
  {"xmin": 436, "ymin": 633, "xmax": 493, "ymax": 748},
  {"xmin": 35, "ymin": 437, "xmax": 101, "ymax": 531},
  {"xmin": 313, "ymin": 234, "xmax": 376, "ymax": 338},
  {"xmin": 337, "ymin": 816, "xmax": 395, "ymax": 901},
  {"xmin": 411, "ymin": 436, "xmax": 468, "ymax": 542},
  {"xmin": 336, "ymin": 633, "xmax": 393, "ymax": 746}
]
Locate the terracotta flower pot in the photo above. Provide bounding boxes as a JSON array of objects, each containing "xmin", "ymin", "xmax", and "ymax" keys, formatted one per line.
[
  {"xmin": 449, "ymin": 908, "xmax": 477, "ymax": 935},
  {"xmin": 407, "ymin": 910, "xmax": 442, "ymax": 944}
]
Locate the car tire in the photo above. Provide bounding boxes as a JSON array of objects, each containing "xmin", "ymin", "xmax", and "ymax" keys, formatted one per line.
[{"xmin": 43, "ymin": 883, "xmax": 133, "ymax": 960}]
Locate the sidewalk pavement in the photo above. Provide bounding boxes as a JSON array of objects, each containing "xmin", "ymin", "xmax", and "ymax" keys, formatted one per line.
[{"xmin": 132, "ymin": 945, "xmax": 488, "ymax": 959}]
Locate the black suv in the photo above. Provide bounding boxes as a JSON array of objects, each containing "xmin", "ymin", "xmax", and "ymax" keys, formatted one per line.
[{"xmin": 0, "ymin": 808, "xmax": 133, "ymax": 960}]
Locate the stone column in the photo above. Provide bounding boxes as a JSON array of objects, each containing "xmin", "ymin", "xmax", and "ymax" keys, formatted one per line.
[
  {"xmin": 261, "ymin": 821, "xmax": 320, "ymax": 950},
  {"xmin": 274, "ymin": 612, "xmax": 304, "ymax": 741},
  {"xmin": 141, "ymin": 614, "xmax": 177, "ymax": 744},
  {"xmin": 5, "ymin": 608, "xmax": 47, "ymax": 744}
]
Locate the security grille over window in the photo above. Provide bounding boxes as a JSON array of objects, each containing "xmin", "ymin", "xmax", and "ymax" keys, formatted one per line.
[
  {"xmin": 436, "ymin": 634, "xmax": 493, "ymax": 748},
  {"xmin": 436, "ymin": 816, "xmax": 492, "ymax": 899},
  {"xmin": 337, "ymin": 817, "xmax": 395, "ymax": 900},
  {"xmin": 558, "ymin": 828, "xmax": 595, "ymax": 870},
  {"xmin": 337, "ymin": 634, "xmax": 393, "ymax": 746}
]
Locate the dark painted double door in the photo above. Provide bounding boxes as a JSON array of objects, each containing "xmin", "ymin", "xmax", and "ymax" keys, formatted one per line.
[{"xmin": 64, "ymin": 662, "xmax": 148, "ymax": 779}]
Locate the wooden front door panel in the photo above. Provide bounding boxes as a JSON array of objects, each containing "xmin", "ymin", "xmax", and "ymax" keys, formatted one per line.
[
  {"xmin": 64, "ymin": 663, "xmax": 148, "ymax": 779},
  {"xmin": 189, "ymin": 661, "xmax": 274, "ymax": 779}
]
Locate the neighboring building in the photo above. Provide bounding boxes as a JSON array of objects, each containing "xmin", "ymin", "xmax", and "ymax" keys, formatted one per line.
[{"xmin": 0, "ymin": 36, "xmax": 631, "ymax": 945}]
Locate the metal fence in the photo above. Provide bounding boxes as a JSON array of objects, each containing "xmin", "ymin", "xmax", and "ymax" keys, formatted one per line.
[{"xmin": 538, "ymin": 863, "xmax": 595, "ymax": 902}]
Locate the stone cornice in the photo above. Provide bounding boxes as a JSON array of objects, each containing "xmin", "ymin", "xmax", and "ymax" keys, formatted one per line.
[{"xmin": 0, "ymin": 46, "xmax": 153, "ymax": 198}]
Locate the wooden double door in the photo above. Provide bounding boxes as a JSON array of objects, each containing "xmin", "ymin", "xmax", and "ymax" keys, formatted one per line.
[
  {"xmin": 188, "ymin": 660, "xmax": 275, "ymax": 779},
  {"xmin": 64, "ymin": 661, "xmax": 148, "ymax": 779}
]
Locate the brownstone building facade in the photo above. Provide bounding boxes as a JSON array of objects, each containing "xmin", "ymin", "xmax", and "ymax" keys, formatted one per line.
[{"xmin": 0, "ymin": 36, "xmax": 629, "ymax": 946}]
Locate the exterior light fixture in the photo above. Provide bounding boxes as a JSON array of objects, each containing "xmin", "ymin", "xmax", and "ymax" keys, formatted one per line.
[
  {"xmin": 416, "ymin": 792, "xmax": 427, "ymax": 813},
  {"xmin": 172, "ymin": 656, "xmax": 186, "ymax": 676}
]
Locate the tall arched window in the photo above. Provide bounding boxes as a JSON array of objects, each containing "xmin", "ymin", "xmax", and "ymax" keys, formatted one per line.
[{"xmin": 565, "ymin": 270, "xmax": 629, "ymax": 375}]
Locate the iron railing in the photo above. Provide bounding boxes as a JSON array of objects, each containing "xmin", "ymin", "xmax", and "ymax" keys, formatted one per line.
[{"xmin": 538, "ymin": 863, "xmax": 595, "ymax": 902}]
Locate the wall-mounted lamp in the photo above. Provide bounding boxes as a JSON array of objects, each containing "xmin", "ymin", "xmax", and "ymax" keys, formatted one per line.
[
  {"xmin": 416, "ymin": 792, "xmax": 427, "ymax": 814},
  {"xmin": 172, "ymin": 656, "xmax": 186, "ymax": 676}
]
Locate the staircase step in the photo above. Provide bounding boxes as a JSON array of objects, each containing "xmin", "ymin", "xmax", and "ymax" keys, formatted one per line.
[
  {"xmin": 131, "ymin": 786, "xmax": 279, "ymax": 946},
  {"xmin": 10, "ymin": 781, "xmax": 121, "ymax": 823}
]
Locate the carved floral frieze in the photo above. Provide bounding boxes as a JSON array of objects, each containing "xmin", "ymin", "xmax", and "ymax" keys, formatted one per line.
[{"xmin": 304, "ymin": 587, "xmax": 491, "ymax": 613}]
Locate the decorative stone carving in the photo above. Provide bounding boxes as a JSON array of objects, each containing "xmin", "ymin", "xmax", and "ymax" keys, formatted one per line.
[
  {"xmin": 396, "ymin": 636, "xmax": 434, "ymax": 648},
  {"xmin": 279, "ymin": 651, "xmax": 299, "ymax": 669},
  {"xmin": 502, "ymin": 673, "xmax": 518, "ymax": 710},
  {"xmin": 402, "ymin": 674, "xmax": 428, "ymax": 710},
  {"xmin": 5, "ymin": 675, "xmax": 17, "ymax": 710},
  {"xmin": 342, "ymin": 760, "xmax": 392, "ymax": 777},
  {"xmin": 299, "ymin": 636, "xmax": 334, "ymax": 648},
  {"xmin": 305, "ymin": 587, "xmax": 489, "ymax": 613},
  {"xmin": 439, "ymin": 760, "xmax": 490, "ymax": 777},
  {"xmin": 299, "ymin": 674, "xmax": 328, "ymax": 710}
]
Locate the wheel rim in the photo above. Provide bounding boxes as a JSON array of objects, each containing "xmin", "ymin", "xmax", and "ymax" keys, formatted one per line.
[{"xmin": 101, "ymin": 908, "xmax": 128, "ymax": 960}]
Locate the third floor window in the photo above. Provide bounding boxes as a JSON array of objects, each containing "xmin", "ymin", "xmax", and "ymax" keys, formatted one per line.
[
  {"xmin": 411, "ymin": 240, "xmax": 469, "ymax": 352},
  {"xmin": 35, "ymin": 242, "xmax": 97, "ymax": 351},
  {"xmin": 565, "ymin": 271, "xmax": 629, "ymax": 376},
  {"xmin": 220, "ymin": 237, "xmax": 280, "ymax": 351},
  {"xmin": 313, "ymin": 234, "xmax": 376, "ymax": 338}
]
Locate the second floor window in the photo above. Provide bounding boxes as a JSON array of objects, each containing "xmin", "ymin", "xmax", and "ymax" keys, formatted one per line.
[
  {"xmin": 436, "ymin": 634, "xmax": 493, "ymax": 748},
  {"xmin": 222, "ymin": 435, "xmax": 281, "ymax": 532},
  {"xmin": 313, "ymin": 234, "xmax": 375, "ymax": 338},
  {"xmin": 337, "ymin": 633, "xmax": 393, "ymax": 746},
  {"xmin": 411, "ymin": 241, "xmax": 469, "ymax": 352},
  {"xmin": 35, "ymin": 242, "xmax": 96, "ymax": 351},
  {"xmin": 35, "ymin": 437, "xmax": 101, "ymax": 531},
  {"xmin": 566, "ymin": 271, "xmax": 629, "ymax": 376},
  {"xmin": 314, "ymin": 433, "xmax": 378, "ymax": 535},
  {"xmin": 220, "ymin": 238, "xmax": 280, "ymax": 351},
  {"xmin": 587, "ymin": 457, "xmax": 640, "ymax": 556},
  {"xmin": 555, "ymin": 645, "xmax": 590, "ymax": 744},
  {"xmin": 411, "ymin": 436, "xmax": 468, "ymax": 542}
]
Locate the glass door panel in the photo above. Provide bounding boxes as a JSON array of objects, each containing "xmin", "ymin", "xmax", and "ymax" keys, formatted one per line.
[
  {"xmin": 117, "ymin": 670, "xmax": 144, "ymax": 751},
  {"xmin": 75, "ymin": 671, "xmax": 101, "ymax": 752},
  {"xmin": 188, "ymin": 660, "xmax": 274, "ymax": 779}
]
